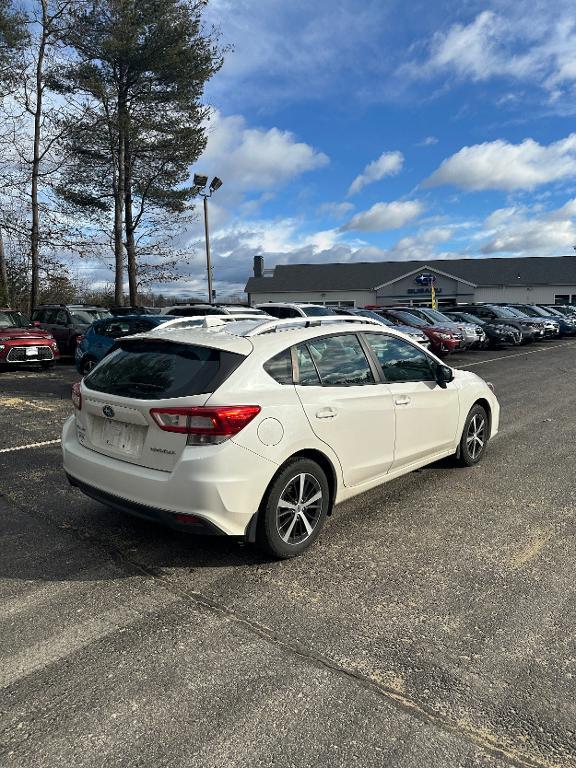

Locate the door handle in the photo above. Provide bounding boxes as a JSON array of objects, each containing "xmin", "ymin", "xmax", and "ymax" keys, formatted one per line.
[
  {"xmin": 316, "ymin": 407, "xmax": 337, "ymax": 419},
  {"xmin": 394, "ymin": 396, "xmax": 411, "ymax": 406}
]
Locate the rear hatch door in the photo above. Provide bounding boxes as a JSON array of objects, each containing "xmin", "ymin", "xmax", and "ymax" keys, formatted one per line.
[{"xmin": 77, "ymin": 336, "xmax": 250, "ymax": 471}]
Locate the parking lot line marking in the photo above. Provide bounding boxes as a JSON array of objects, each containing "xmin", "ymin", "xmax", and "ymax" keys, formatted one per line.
[
  {"xmin": 0, "ymin": 438, "xmax": 61, "ymax": 453},
  {"xmin": 454, "ymin": 341, "xmax": 576, "ymax": 368}
]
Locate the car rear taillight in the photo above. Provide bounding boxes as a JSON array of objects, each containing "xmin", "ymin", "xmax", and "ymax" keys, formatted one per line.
[
  {"xmin": 71, "ymin": 382, "xmax": 82, "ymax": 410},
  {"xmin": 150, "ymin": 405, "xmax": 261, "ymax": 445}
]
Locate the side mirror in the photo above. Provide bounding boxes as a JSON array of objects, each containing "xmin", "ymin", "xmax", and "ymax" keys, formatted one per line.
[{"xmin": 435, "ymin": 363, "xmax": 454, "ymax": 389}]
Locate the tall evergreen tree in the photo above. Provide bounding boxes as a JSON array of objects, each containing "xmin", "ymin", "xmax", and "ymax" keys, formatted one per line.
[{"xmin": 54, "ymin": 0, "xmax": 223, "ymax": 305}]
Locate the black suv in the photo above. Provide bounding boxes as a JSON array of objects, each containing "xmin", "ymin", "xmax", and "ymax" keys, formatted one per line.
[{"xmin": 32, "ymin": 304, "xmax": 111, "ymax": 356}]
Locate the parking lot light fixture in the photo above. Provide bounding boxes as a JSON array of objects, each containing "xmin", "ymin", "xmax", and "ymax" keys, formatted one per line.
[{"xmin": 193, "ymin": 175, "xmax": 223, "ymax": 303}]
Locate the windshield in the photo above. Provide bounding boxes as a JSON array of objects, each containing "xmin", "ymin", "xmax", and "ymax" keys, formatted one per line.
[
  {"xmin": 0, "ymin": 310, "xmax": 31, "ymax": 329},
  {"xmin": 301, "ymin": 306, "xmax": 334, "ymax": 317},
  {"xmin": 524, "ymin": 305, "xmax": 550, "ymax": 318},
  {"xmin": 451, "ymin": 312, "xmax": 482, "ymax": 324},
  {"xmin": 421, "ymin": 308, "xmax": 453, "ymax": 323},
  {"xmin": 392, "ymin": 311, "xmax": 427, "ymax": 327},
  {"xmin": 70, "ymin": 309, "xmax": 111, "ymax": 324},
  {"xmin": 492, "ymin": 306, "xmax": 520, "ymax": 318},
  {"xmin": 504, "ymin": 307, "xmax": 530, "ymax": 318},
  {"xmin": 356, "ymin": 310, "xmax": 393, "ymax": 326},
  {"xmin": 513, "ymin": 305, "xmax": 540, "ymax": 317}
]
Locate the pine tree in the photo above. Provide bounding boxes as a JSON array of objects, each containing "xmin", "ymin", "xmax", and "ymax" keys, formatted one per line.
[{"xmin": 53, "ymin": 0, "xmax": 223, "ymax": 305}]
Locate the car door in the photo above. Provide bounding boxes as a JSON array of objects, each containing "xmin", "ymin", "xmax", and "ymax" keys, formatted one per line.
[
  {"xmin": 363, "ymin": 333, "xmax": 460, "ymax": 471},
  {"xmin": 294, "ymin": 333, "xmax": 395, "ymax": 487}
]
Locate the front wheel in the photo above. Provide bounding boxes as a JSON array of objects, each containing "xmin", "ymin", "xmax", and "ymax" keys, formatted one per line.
[
  {"xmin": 257, "ymin": 458, "xmax": 330, "ymax": 558},
  {"xmin": 456, "ymin": 404, "xmax": 489, "ymax": 466}
]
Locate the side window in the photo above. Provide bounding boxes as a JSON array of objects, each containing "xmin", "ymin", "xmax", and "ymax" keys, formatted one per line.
[
  {"xmin": 263, "ymin": 349, "xmax": 293, "ymax": 384},
  {"xmin": 266, "ymin": 306, "xmax": 297, "ymax": 319},
  {"xmin": 295, "ymin": 344, "xmax": 321, "ymax": 386},
  {"xmin": 365, "ymin": 333, "xmax": 435, "ymax": 382},
  {"xmin": 32, "ymin": 309, "xmax": 44, "ymax": 322},
  {"xmin": 306, "ymin": 334, "xmax": 375, "ymax": 386},
  {"xmin": 43, "ymin": 309, "xmax": 59, "ymax": 323},
  {"xmin": 365, "ymin": 334, "xmax": 435, "ymax": 383},
  {"xmin": 56, "ymin": 309, "xmax": 69, "ymax": 325}
]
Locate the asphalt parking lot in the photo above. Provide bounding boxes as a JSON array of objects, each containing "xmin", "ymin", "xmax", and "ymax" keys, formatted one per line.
[{"xmin": 1, "ymin": 340, "xmax": 576, "ymax": 768}]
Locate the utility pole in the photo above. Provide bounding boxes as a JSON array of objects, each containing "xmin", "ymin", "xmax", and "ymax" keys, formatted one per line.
[{"xmin": 193, "ymin": 174, "xmax": 223, "ymax": 304}]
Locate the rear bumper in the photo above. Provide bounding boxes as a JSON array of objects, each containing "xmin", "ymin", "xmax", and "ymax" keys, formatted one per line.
[
  {"xmin": 65, "ymin": 474, "xmax": 226, "ymax": 534},
  {"xmin": 62, "ymin": 416, "xmax": 278, "ymax": 536}
]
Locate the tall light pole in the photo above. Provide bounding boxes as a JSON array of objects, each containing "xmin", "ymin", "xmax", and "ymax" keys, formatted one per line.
[{"xmin": 193, "ymin": 174, "xmax": 223, "ymax": 304}]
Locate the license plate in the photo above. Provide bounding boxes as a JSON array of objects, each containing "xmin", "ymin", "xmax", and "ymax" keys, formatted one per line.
[
  {"xmin": 26, "ymin": 346, "xmax": 38, "ymax": 357},
  {"xmin": 102, "ymin": 419, "xmax": 136, "ymax": 454}
]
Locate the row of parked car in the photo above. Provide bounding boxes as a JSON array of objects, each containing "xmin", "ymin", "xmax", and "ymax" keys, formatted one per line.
[{"xmin": 1, "ymin": 299, "xmax": 575, "ymax": 372}]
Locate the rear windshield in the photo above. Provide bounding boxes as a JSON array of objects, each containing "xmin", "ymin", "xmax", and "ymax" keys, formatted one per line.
[
  {"xmin": 70, "ymin": 309, "xmax": 111, "ymax": 324},
  {"xmin": 301, "ymin": 306, "xmax": 334, "ymax": 317},
  {"xmin": 83, "ymin": 340, "xmax": 245, "ymax": 399}
]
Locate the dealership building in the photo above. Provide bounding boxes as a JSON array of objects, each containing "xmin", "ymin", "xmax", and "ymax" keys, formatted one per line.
[{"xmin": 245, "ymin": 255, "xmax": 576, "ymax": 308}]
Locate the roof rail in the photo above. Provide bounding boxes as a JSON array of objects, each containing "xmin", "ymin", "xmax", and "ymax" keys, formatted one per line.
[{"xmin": 241, "ymin": 315, "xmax": 382, "ymax": 337}]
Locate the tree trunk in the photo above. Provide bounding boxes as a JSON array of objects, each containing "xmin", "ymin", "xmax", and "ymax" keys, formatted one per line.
[
  {"xmin": 124, "ymin": 130, "xmax": 137, "ymax": 306},
  {"xmin": 0, "ymin": 226, "xmax": 10, "ymax": 306},
  {"xmin": 113, "ymin": 90, "xmax": 126, "ymax": 306},
  {"xmin": 30, "ymin": 0, "xmax": 48, "ymax": 314},
  {"xmin": 113, "ymin": 142, "xmax": 125, "ymax": 305}
]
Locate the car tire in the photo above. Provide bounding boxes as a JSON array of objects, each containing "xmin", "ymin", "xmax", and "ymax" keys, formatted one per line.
[
  {"xmin": 80, "ymin": 356, "xmax": 97, "ymax": 374},
  {"xmin": 456, "ymin": 404, "xmax": 489, "ymax": 467},
  {"xmin": 256, "ymin": 458, "xmax": 330, "ymax": 559}
]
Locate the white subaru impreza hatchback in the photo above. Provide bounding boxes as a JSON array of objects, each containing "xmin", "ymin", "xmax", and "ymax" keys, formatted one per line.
[{"xmin": 62, "ymin": 316, "xmax": 499, "ymax": 558}]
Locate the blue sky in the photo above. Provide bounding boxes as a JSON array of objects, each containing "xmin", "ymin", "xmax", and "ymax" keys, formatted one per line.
[{"xmin": 61, "ymin": 0, "xmax": 576, "ymax": 298}]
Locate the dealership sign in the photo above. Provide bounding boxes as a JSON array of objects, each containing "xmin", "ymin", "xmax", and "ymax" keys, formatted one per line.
[{"xmin": 414, "ymin": 272, "xmax": 436, "ymax": 286}]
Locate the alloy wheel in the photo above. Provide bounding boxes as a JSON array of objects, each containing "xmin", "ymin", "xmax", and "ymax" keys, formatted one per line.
[
  {"xmin": 276, "ymin": 473, "xmax": 323, "ymax": 545},
  {"xmin": 466, "ymin": 414, "xmax": 486, "ymax": 460}
]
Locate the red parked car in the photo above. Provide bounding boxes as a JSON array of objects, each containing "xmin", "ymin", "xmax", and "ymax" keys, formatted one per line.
[
  {"xmin": 372, "ymin": 307, "xmax": 464, "ymax": 356},
  {"xmin": 0, "ymin": 308, "xmax": 60, "ymax": 370}
]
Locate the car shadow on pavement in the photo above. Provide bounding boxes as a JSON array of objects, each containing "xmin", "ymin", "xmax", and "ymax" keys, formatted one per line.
[{"xmin": 0, "ymin": 494, "xmax": 275, "ymax": 584}]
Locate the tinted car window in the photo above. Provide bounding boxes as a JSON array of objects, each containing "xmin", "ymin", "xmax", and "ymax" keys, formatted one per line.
[
  {"xmin": 306, "ymin": 334, "xmax": 374, "ymax": 386},
  {"xmin": 0, "ymin": 310, "xmax": 29, "ymax": 328},
  {"xmin": 43, "ymin": 309, "xmax": 59, "ymax": 323},
  {"xmin": 83, "ymin": 340, "xmax": 245, "ymax": 399},
  {"xmin": 102, "ymin": 320, "xmax": 132, "ymax": 338},
  {"xmin": 55, "ymin": 309, "xmax": 69, "ymax": 325},
  {"xmin": 166, "ymin": 307, "xmax": 209, "ymax": 317},
  {"xmin": 265, "ymin": 306, "xmax": 299, "ymax": 319},
  {"xmin": 365, "ymin": 334, "xmax": 435, "ymax": 383},
  {"xmin": 301, "ymin": 306, "xmax": 333, "ymax": 317},
  {"xmin": 296, "ymin": 344, "xmax": 321, "ymax": 386},
  {"xmin": 264, "ymin": 349, "xmax": 293, "ymax": 384}
]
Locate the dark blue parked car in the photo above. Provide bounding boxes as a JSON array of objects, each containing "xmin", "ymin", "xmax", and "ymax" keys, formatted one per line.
[{"xmin": 75, "ymin": 314, "xmax": 175, "ymax": 374}]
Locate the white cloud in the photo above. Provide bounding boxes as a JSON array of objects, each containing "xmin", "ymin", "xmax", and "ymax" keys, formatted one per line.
[
  {"xmin": 481, "ymin": 199, "xmax": 576, "ymax": 254},
  {"xmin": 341, "ymin": 200, "xmax": 424, "ymax": 232},
  {"xmin": 402, "ymin": 7, "xmax": 576, "ymax": 100},
  {"xmin": 416, "ymin": 136, "xmax": 438, "ymax": 147},
  {"xmin": 198, "ymin": 110, "xmax": 329, "ymax": 193},
  {"xmin": 424, "ymin": 134, "xmax": 576, "ymax": 191},
  {"xmin": 348, "ymin": 151, "xmax": 404, "ymax": 196}
]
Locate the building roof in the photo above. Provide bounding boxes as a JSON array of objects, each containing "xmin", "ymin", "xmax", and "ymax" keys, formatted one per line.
[{"xmin": 245, "ymin": 256, "xmax": 576, "ymax": 294}]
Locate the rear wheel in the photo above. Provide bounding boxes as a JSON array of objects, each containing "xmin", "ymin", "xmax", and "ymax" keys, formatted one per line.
[
  {"xmin": 456, "ymin": 404, "xmax": 488, "ymax": 466},
  {"xmin": 256, "ymin": 458, "xmax": 330, "ymax": 558}
]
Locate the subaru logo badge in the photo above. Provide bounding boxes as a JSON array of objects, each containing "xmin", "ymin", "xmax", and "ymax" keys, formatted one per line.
[{"xmin": 103, "ymin": 405, "xmax": 115, "ymax": 419}]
